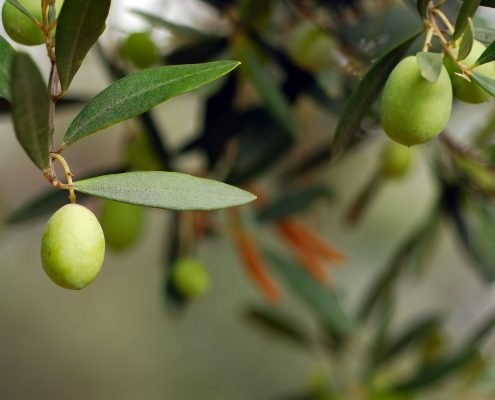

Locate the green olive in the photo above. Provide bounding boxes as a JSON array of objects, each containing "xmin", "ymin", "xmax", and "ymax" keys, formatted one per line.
[
  {"xmin": 381, "ymin": 55, "xmax": 453, "ymax": 146},
  {"xmin": 380, "ymin": 141, "xmax": 412, "ymax": 178},
  {"xmin": 444, "ymin": 40, "xmax": 495, "ymax": 104},
  {"xmin": 100, "ymin": 200, "xmax": 144, "ymax": 251},
  {"xmin": 286, "ymin": 21, "xmax": 336, "ymax": 72},
  {"xmin": 171, "ymin": 257, "xmax": 210, "ymax": 299},
  {"xmin": 41, "ymin": 204, "xmax": 105, "ymax": 290},
  {"xmin": 2, "ymin": 0, "xmax": 63, "ymax": 46},
  {"xmin": 120, "ymin": 32, "xmax": 159, "ymax": 69}
]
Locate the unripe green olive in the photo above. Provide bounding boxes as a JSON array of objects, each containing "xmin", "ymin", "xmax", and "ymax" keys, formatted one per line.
[
  {"xmin": 41, "ymin": 204, "xmax": 105, "ymax": 290},
  {"xmin": 286, "ymin": 21, "xmax": 336, "ymax": 73},
  {"xmin": 444, "ymin": 40, "xmax": 495, "ymax": 104},
  {"xmin": 380, "ymin": 141, "xmax": 412, "ymax": 178},
  {"xmin": 120, "ymin": 32, "xmax": 159, "ymax": 69},
  {"xmin": 100, "ymin": 200, "xmax": 144, "ymax": 251},
  {"xmin": 2, "ymin": 0, "xmax": 63, "ymax": 46},
  {"xmin": 126, "ymin": 133, "xmax": 163, "ymax": 171},
  {"xmin": 171, "ymin": 257, "xmax": 210, "ymax": 299},
  {"xmin": 381, "ymin": 56, "xmax": 453, "ymax": 146}
]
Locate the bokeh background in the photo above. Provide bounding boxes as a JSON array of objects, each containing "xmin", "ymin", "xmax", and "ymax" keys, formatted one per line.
[{"xmin": 1, "ymin": 0, "xmax": 495, "ymax": 399}]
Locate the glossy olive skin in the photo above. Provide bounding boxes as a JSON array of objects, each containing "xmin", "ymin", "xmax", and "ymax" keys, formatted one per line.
[
  {"xmin": 286, "ymin": 21, "xmax": 336, "ymax": 73},
  {"xmin": 41, "ymin": 204, "xmax": 105, "ymax": 290},
  {"xmin": 381, "ymin": 56, "xmax": 453, "ymax": 146},
  {"xmin": 100, "ymin": 200, "xmax": 144, "ymax": 251},
  {"xmin": 445, "ymin": 40, "xmax": 495, "ymax": 104},
  {"xmin": 120, "ymin": 32, "xmax": 159, "ymax": 69},
  {"xmin": 171, "ymin": 257, "xmax": 210, "ymax": 299},
  {"xmin": 380, "ymin": 141, "xmax": 412, "ymax": 178},
  {"xmin": 2, "ymin": 0, "xmax": 63, "ymax": 46}
]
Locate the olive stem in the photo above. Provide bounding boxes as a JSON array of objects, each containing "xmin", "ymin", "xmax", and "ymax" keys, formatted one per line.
[
  {"xmin": 422, "ymin": 26, "xmax": 434, "ymax": 52},
  {"xmin": 50, "ymin": 153, "xmax": 77, "ymax": 204},
  {"xmin": 430, "ymin": 14, "xmax": 471, "ymax": 78},
  {"xmin": 432, "ymin": 9, "xmax": 454, "ymax": 35}
]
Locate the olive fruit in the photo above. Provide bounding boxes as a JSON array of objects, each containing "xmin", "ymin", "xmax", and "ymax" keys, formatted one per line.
[
  {"xmin": 380, "ymin": 141, "xmax": 412, "ymax": 178},
  {"xmin": 100, "ymin": 200, "xmax": 144, "ymax": 251},
  {"xmin": 41, "ymin": 204, "xmax": 105, "ymax": 290},
  {"xmin": 171, "ymin": 257, "xmax": 210, "ymax": 299},
  {"xmin": 444, "ymin": 40, "xmax": 495, "ymax": 104},
  {"xmin": 2, "ymin": 0, "xmax": 63, "ymax": 46},
  {"xmin": 286, "ymin": 21, "xmax": 336, "ymax": 73},
  {"xmin": 381, "ymin": 56, "xmax": 452, "ymax": 146},
  {"xmin": 120, "ymin": 32, "xmax": 159, "ymax": 69}
]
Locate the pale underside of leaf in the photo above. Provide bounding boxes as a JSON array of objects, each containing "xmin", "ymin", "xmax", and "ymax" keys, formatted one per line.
[{"xmin": 72, "ymin": 171, "xmax": 256, "ymax": 211}]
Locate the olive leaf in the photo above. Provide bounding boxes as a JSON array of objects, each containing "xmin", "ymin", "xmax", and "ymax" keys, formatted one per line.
[
  {"xmin": 330, "ymin": 31, "xmax": 421, "ymax": 162},
  {"xmin": 6, "ymin": 0, "xmax": 34, "ymax": 20},
  {"xmin": 417, "ymin": 0, "xmax": 430, "ymax": 19},
  {"xmin": 479, "ymin": 0, "xmax": 495, "ymax": 7},
  {"xmin": 453, "ymin": 0, "xmax": 481, "ymax": 41},
  {"xmin": 257, "ymin": 185, "xmax": 333, "ymax": 222},
  {"xmin": 10, "ymin": 53, "xmax": 50, "ymax": 171},
  {"xmin": 392, "ymin": 348, "xmax": 478, "ymax": 393},
  {"xmin": 358, "ymin": 206, "xmax": 440, "ymax": 321},
  {"xmin": 458, "ymin": 18, "xmax": 474, "ymax": 61},
  {"xmin": 416, "ymin": 52, "xmax": 444, "ymax": 83},
  {"xmin": 475, "ymin": 38, "xmax": 495, "ymax": 65},
  {"xmin": 56, "ymin": 0, "xmax": 111, "ymax": 91},
  {"xmin": 263, "ymin": 249, "xmax": 353, "ymax": 339},
  {"xmin": 130, "ymin": 9, "xmax": 215, "ymax": 40},
  {"xmin": 0, "ymin": 35, "xmax": 15, "ymax": 101},
  {"xmin": 471, "ymin": 71, "xmax": 495, "ymax": 96},
  {"xmin": 232, "ymin": 35, "xmax": 298, "ymax": 137},
  {"xmin": 72, "ymin": 171, "xmax": 256, "ymax": 210},
  {"xmin": 372, "ymin": 315, "xmax": 443, "ymax": 368},
  {"xmin": 62, "ymin": 61, "xmax": 240, "ymax": 147},
  {"xmin": 244, "ymin": 306, "xmax": 313, "ymax": 350}
]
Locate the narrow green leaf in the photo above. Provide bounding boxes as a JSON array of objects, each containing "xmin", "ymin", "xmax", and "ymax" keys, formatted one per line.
[
  {"xmin": 416, "ymin": 52, "xmax": 444, "ymax": 83},
  {"xmin": 453, "ymin": 0, "xmax": 481, "ymax": 41},
  {"xmin": 330, "ymin": 31, "xmax": 421, "ymax": 162},
  {"xmin": 373, "ymin": 315, "xmax": 443, "ymax": 368},
  {"xmin": 466, "ymin": 308, "xmax": 495, "ymax": 346},
  {"xmin": 458, "ymin": 18, "xmax": 474, "ymax": 61},
  {"xmin": 130, "ymin": 9, "xmax": 214, "ymax": 40},
  {"xmin": 0, "ymin": 35, "xmax": 15, "ymax": 101},
  {"xmin": 479, "ymin": 0, "xmax": 495, "ymax": 7},
  {"xmin": 393, "ymin": 349, "xmax": 478, "ymax": 393},
  {"xmin": 263, "ymin": 249, "xmax": 353, "ymax": 339},
  {"xmin": 358, "ymin": 206, "xmax": 440, "ymax": 321},
  {"xmin": 10, "ymin": 53, "xmax": 50, "ymax": 170},
  {"xmin": 471, "ymin": 71, "xmax": 495, "ymax": 96},
  {"xmin": 476, "ymin": 39, "xmax": 495, "ymax": 65},
  {"xmin": 56, "ymin": 0, "xmax": 111, "ymax": 91},
  {"xmin": 233, "ymin": 35, "xmax": 298, "ymax": 137},
  {"xmin": 72, "ymin": 171, "xmax": 256, "ymax": 210},
  {"xmin": 417, "ymin": 0, "xmax": 430, "ymax": 19},
  {"xmin": 63, "ymin": 61, "xmax": 240, "ymax": 147},
  {"xmin": 6, "ymin": 0, "xmax": 34, "ymax": 20},
  {"xmin": 244, "ymin": 306, "xmax": 313, "ymax": 350},
  {"xmin": 257, "ymin": 185, "xmax": 332, "ymax": 222}
]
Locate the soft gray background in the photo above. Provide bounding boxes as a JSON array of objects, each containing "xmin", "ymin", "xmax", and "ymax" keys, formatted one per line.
[{"xmin": 1, "ymin": 1, "xmax": 495, "ymax": 399}]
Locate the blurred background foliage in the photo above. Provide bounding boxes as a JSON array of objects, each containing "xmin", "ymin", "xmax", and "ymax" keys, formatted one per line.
[{"xmin": 2, "ymin": 0, "xmax": 495, "ymax": 399}]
